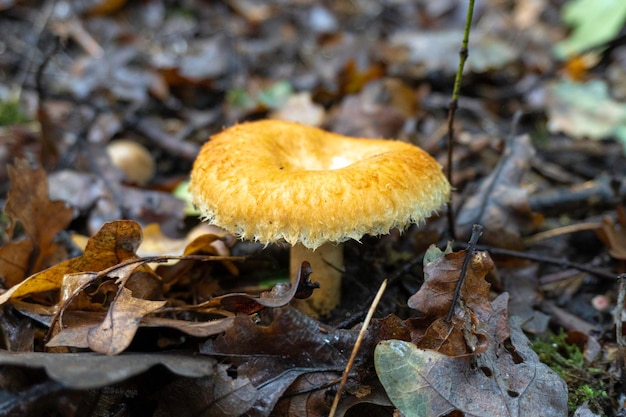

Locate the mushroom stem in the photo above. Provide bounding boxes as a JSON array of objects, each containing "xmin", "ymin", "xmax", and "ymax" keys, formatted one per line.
[{"xmin": 290, "ymin": 242, "xmax": 343, "ymax": 317}]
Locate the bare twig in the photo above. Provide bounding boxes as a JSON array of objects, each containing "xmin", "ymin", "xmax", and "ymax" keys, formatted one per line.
[
  {"xmin": 523, "ymin": 222, "xmax": 603, "ymax": 246},
  {"xmin": 446, "ymin": 0, "xmax": 475, "ymax": 241},
  {"xmin": 472, "ymin": 245, "xmax": 616, "ymax": 281},
  {"xmin": 328, "ymin": 279, "xmax": 387, "ymax": 417},
  {"xmin": 528, "ymin": 176, "xmax": 625, "ymax": 216},
  {"xmin": 446, "ymin": 224, "xmax": 482, "ymax": 323},
  {"xmin": 125, "ymin": 115, "xmax": 200, "ymax": 161},
  {"xmin": 16, "ymin": 0, "xmax": 57, "ymax": 98}
]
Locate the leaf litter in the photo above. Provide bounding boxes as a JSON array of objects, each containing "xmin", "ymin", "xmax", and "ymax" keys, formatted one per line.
[
  {"xmin": 1, "ymin": 0, "xmax": 626, "ymax": 416},
  {"xmin": 376, "ymin": 249, "xmax": 568, "ymax": 417}
]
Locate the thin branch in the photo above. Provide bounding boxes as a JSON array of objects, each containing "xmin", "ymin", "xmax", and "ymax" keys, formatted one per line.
[
  {"xmin": 474, "ymin": 245, "xmax": 617, "ymax": 281},
  {"xmin": 328, "ymin": 279, "xmax": 387, "ymax": 417},
  {"xmin": 446, "ymin": 0, "xmax": 475, "ymax": 241},
  {"xmin": 446, "ymin": 224, "xmax": 482, "ymax": 323}
]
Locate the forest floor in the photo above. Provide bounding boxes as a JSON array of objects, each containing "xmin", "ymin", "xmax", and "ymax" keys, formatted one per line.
[{"xmin": 0, "ymin": 1, "xmax": 625, "ymax": 416}]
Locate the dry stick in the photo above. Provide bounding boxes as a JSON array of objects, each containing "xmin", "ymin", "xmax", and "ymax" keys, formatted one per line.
[
  {"xmin": 328, "ymin": 279, "xmax": 388, "ymax": 417},
  {"xmin": 446, "ymin": 224, "xmax": 483, "ymax": 324},
  {"xmin": 446, "ymin": 0, "xmax": 476, "ymax": 241},
  {"xmin": 522, "ymin": 221, "xmax": 603, "ymax": 246},
  {"xmin": 16, "ymin": 0, "xmax": 57, "ymax": 98},
  {"xmin": 473, "ymin": 245, "xmax": 616, "ymax": 281}
]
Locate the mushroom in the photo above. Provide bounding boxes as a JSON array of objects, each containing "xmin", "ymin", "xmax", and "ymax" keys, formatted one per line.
[
  {"xmin": 189, "ymin": 120, "xmax": 450, "ymax": 316},
  {"xmin": 107, "ymin": 139, "xmax": 156, "ymax": 186}
]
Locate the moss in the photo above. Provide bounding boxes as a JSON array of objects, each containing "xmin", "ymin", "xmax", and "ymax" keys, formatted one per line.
[
  {"xmin": 0, "ymin": 98, "xmax": 29, "ymax": 126},
  {"xmin": 531, "ymin": 329, "xmax": 615, "ymax": 415}
]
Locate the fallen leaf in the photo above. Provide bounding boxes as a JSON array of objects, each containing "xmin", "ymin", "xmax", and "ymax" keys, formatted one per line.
[
  {"xmin": 385, "ymin": 29, "xmax": 517, "ymax": 76},
  {"xmin": 0, "ymin": 350, "xmax": 217, "ymax": 390},
  {"xmin": 554, "ymin": 0, "xmax": 626, "ymax": 58},
  {"xmin": 0, "ymin": 239, "xmax": 35, "ymax": 289},
  {"xmin": 270, "ymin": 91, "xmax": 326, "ymax": 127},
  {"xmin": 46, "ymin": 310, "xmax": 237, "ymax": 349},
  {"xmin": 408, "ymin": 250, "xmax": 493, "ymax": 322},
  {"xmin": 1, "ymin": 161, "xmax": 74, "ymax": 286},
  {"xmin": 210, "ymin": 261, "xmax": 317, "ymax": 314},
  {"xmin": 87, "ymin": 287, "xmax": 166, "ymax": 355},
  {"xmin": 0, "ymin": 220, "xmax": 142, "ymax": 305},
  {"xmin": 500, "ymin": 264, "xmax": 551, "ymax": 334},
  {"xmin": 139, "ymin": 315, "xmax": 236, "ymax": 338},
  {"xmin": 206, "ymin": 307, "xmax": 354, "ymax": 415},
  {"xmin": 596, "ymin": 214, "xmax": 626, "ymax": 261},
  {"xmin": 406, "ymin": 249, "xmax": 494, "ymax": 356},
  {"xmin": 375, "ymin": 294, "xmax": 568, "ymax": 417},
  {"xmin": 154, "ymin": 364, "xmax": 257, "ymax": 417},
  {"xmin": 326, "ymin": 79, "xmax": 406, "ymax": 139},
  {"xmin": 546, "ymin": 79, "xmax": 626, "ymax": 148},
  {"xmin": 456, "ymin": 134, "xmax": 536, "ymax": 250}
]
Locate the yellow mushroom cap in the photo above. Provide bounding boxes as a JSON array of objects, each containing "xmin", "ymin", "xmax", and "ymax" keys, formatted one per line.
[{"xmin": 189, "ymin": 120, "xmax": 450, "ymax": 249}]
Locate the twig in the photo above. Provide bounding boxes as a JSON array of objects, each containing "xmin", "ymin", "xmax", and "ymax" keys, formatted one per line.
[
  {"xmin": 522, "ymin": 222, "xmax": 603, "ymax": 246},
  {"xmin": 446, "ymin": 224, "xmax": 482, "ymax": 323},
  {"xmin": 36, "ymin": 38, "xmax": 63, "ymax": 169},
  {"xmin": 472, "ymin": 245, "xmax": 616, "ymax": 281},
  {"xmin": 528, "ymin": 175, "xmax": 625, "ymax": 216},
  {"xmin": 125, "ymin": 114, "xmax": 200, "ymax": 161},
  {"xmin": 542, "ymin": 301, "xmax": 600, "ymax": 335},
  {"xmin": 328, "ymin": 279, "xmax": 387, "ymax": 417},
  {"xmin": 446, "ymin": 0, "xmax": 475, "ymax": 241},
  {"xmin": 16, "ymin": 0, "xmax": 57, "ymax": 98}
]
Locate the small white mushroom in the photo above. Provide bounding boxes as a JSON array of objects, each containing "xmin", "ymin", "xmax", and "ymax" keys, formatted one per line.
[{"xmin": 107, "ymin": 140, "xmax": 155, "ymax": 186}]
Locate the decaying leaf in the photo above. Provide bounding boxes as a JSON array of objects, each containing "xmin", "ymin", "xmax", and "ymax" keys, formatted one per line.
[
  {"xmin": 0, "ymin": 350, "xmax": 217, "ymax": 390},
  {"xmin": 407, "ymin": 249, "xmax": 493, "ymax": 356},
  {"xmin": 204, "ymin": 307, "xmax": 410, "ymax": 416},
  {"xmin": 545, "ymin": 79, "xmax": 626, "ymax": 147},
  {"xmin": 87, "ymin": 287, "xmax": 166, "ymax": 355},
  {"xmin": 154, "ymin": 364, "xmax": 257, "ymax": 417},
  {"xmin": 0, "ymin": 220, "xmax": 142, "ymax": 305},
  {"xmin": 385, "ymin": 29, "xmax": 518, "ymax": 76},
  {"xmin": 0, "ymin": 161, "xmax": 74, "ymax": 287},
  {"xmin": 596, "ymin": 214, "xmax": 626, "ymax": 261},
  {"xmin": 375, "ymin": 295, "xmax": 568, "ymax": 417},
  {"xmin": 456, "ymin": 135, "xmax": 537, "ymax": 250},
  {"xmin": 206, "ymin": 307, "xmax": 355, "ymax": 416},
  {"xmin": 208, "ymin": 261, "xmax": 317, "ymax": 314}
]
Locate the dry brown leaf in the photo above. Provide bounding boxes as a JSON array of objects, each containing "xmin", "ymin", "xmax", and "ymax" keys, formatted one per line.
[
  {"xmin": 596, "ymin": 215, "xmax": 626, "ymax": 260},
  {"xmin": 375, "ymin": 294, "xmax": 568, "ymax": 417},
  {"xmin": 0, "ymin": 220, "xmax": 142, "ymax": 305},
  {"xmin": 136, "ymin": 223, "xmax": 229, "ymax": 257},
  {"xmin": 408, "ymin": 251, "xmax": 493, "ymax": 319},
  {"xmin": 407, "ymin": 250, "xmax": 493, "ymax": 355},
  {"xmin": 0, "ymin": 239, "xmax": 35, "ymax": 289},
  {"xmin": 87, "ymin": 287, "xmax": 166, "ymax": 355},
  {"xmin": 154, "ymin": 364, "xmax": 257, "ymax": 417},
  {"xmin": 207, "ymin": 307, "xmax": 354, "ymax": 415},
  {"xmin": 456, "ymin": 135, "xmax": 536, "ymax": 250},
  {"xmin": 139, "ymin": 316, "xmax": 236, "ymax": 338},
  {"xmin": 0, "ymin": 161, "xmax": 74, "ymax": 286},
  {"xmin": 47, "ymin": 311, "xmax": 237, "ymax": 348}
]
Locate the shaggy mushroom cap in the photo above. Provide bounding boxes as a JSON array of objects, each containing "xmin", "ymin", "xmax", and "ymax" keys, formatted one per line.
[{"xmin": 190, "ymin": 120, "xmax": 450, "ymax": 249}]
